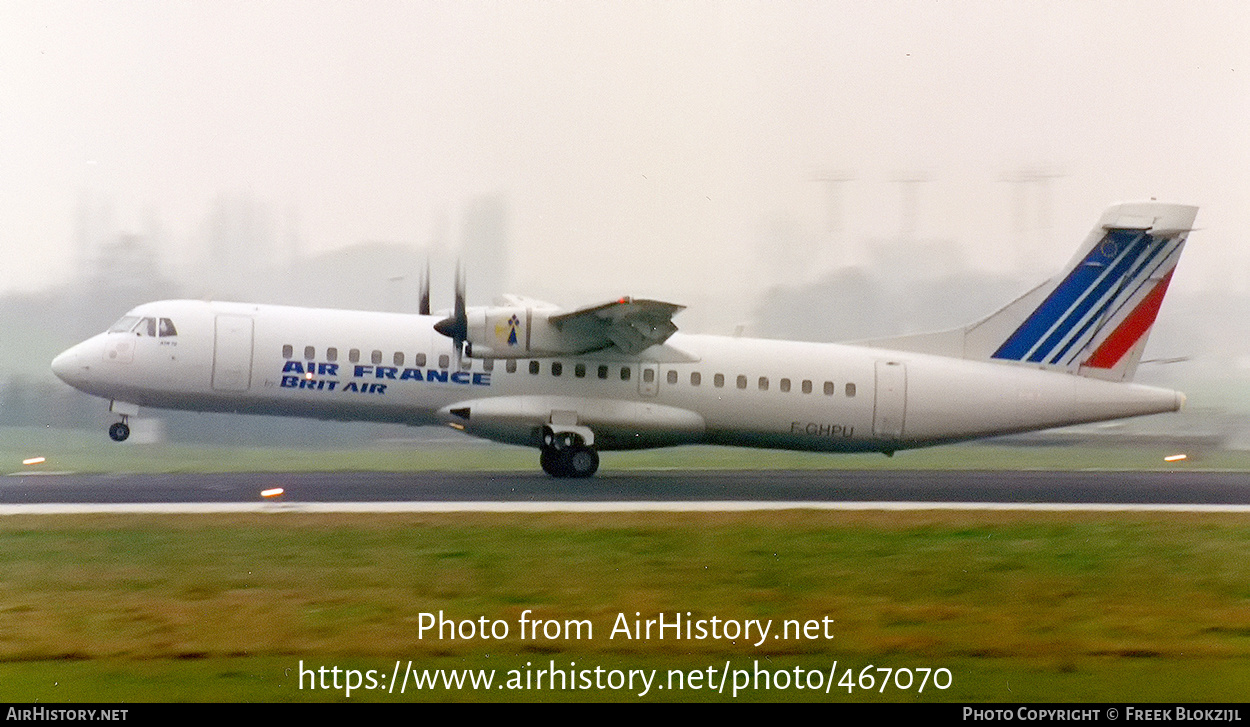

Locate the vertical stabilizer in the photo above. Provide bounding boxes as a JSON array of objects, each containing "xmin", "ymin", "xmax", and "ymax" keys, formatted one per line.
[{"xmin": 860, "ymin": 203, "xmax": 1197, "ymax": 382}]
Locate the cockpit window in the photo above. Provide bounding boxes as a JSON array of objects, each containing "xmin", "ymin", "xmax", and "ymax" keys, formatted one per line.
[
  {"xmin": 108, "ymin": 316, "xmax": 140, "ymax": 333},
  {"xmin": 111, "ymin": 315, "xmax": 177, "ymax": 336},
  {"xmin": 135, "ymin": 319, "xmax": 158, "ymax": 339}
]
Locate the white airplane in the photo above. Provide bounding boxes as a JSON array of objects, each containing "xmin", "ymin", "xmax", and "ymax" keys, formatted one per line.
[{"xmin": 51, "ymin": 202, "xmax": 1196, "ymax": 478}]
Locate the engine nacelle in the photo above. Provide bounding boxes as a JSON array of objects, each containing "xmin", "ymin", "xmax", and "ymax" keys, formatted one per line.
[{"xmin": 465, "ymin": 307, "xmax": 601, "ymax": 358}]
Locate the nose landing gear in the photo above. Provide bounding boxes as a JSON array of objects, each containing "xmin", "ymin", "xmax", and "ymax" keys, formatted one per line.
[{"xmin": 108, "ymin": 418, "xmax": 130, "ymax": 442}]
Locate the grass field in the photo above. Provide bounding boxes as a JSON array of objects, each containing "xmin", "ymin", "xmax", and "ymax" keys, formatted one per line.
[
  {"xmin": 1, "ymin": 426, "xmax": 1246, "ymax": 702},
  {"xmin": 0, "ymin": 511, "xmax": 1246, "ymax": 702}
]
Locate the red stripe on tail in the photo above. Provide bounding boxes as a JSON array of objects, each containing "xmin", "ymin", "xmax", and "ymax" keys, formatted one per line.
[{"xmin": 1083, "ymin": 269, "xmax": 1174, "ymax": 369}]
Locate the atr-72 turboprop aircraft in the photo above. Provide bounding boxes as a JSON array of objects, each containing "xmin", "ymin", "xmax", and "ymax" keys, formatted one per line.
[{"xmin": 52, "ymin": 202, "xmax": 1196, "ymax": 477}]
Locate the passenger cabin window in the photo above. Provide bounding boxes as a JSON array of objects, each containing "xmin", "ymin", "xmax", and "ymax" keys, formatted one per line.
[
  {"xmin": 780, "ymin": 378, "xmax": 791, "ymax": 393},
  {"xmin": 575, "ymin": 363, "xmax": 586, "ymax": 378},
  {"xmin": 304, "ymin": 345, "xmax": 315, "ymax": 360},
  {"xmin": 415, "ymin": 353, "xmax": 427, "ymax": 367},
  {"xmin": 714, "ymin": 373, "xmax": 724, "ymax": 388},
  {"xmin": 551, "ymin": 362, "xmax": 563, "ymax": 376},
  {"xmin": 643, "ymin": 368, "xmax": 655, "ymax": 383},
  {"xmin": 845, "ymin": 383, "xmax": 856, "ymax": 397},
  {"xmin": 758, "ymin": 377, "xmax": 769, "ymax": 391},
  {"xmin": 667, "ymin": 370, "xmax": 678, "ymax": 385},
  {"xmin": 394, "ymin": 352, "xmax": 404, "ymax": 366},
  {"xmin": 736, "ymin": 375, "xmax": 747, "ymax": 390},
  {"xmin": 372, "ymin": 350, "xmax": 383, "ymax": 365},
  {"xmin": 690, "ymin": 372, "xmax": 701, "ymax": 386},
  {"xmin": 483, "ymin": 359, "xmax": 495, "ymax": 372},
  {"xmin": 326, "ymin": 347, "xmax": 338, "ymax": 362},
  {"xmin": 824, "ymin": 381, "xmax": 835, "ymax": 396},
  {"xmin": 802, "ymin": 380, "xmax": 813, "ymax": 394},
  {"xmin": 438, "ymin": 354, "xmax": 450, "ymax": 369},
  {"xmin": 529, "ymin": 361, "xmax": 540, "ymax": 375},
  {"xmin": 597, "ymin": 365, "xmax": 609, "ymax": 380},
  {"xmin": 282, "ymin": 344, "xmax": 294, "ymax": 359},
  {"xmin": 349, "ymin": 349, "xmax": 361, "ymax": 363},
  {"xmin": 620, "ymin": 367, "xmax": 631, "ymax": 381},
  {"xmin": 506, "ymin": 360, "xmax": 517, "ymax": 373},
  {"xmin": 158, "ymin": 318, "xmax": 177, "ymax": 337}
]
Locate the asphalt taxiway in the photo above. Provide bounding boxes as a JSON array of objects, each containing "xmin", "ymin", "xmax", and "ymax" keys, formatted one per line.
[{"xmin": 2, "ymin": 469, "xmax": 1248, "ymax": 506}]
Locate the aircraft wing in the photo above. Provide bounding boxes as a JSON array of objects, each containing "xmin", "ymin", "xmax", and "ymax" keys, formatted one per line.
[
  {"xmin": 494, "ymin": 293, "xmax": 562, "ymax": 310},
  {"xmin": 549, "ymin": 297, "xmax": 685, "ymax": 355}
]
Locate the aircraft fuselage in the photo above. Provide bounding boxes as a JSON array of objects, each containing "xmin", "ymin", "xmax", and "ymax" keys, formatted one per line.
[{"xmin": 51, "ymin": 299, "xmax": 1182, "ymax": 457}]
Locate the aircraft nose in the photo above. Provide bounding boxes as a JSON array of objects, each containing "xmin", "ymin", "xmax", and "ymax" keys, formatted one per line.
[{"xmin": 51, "ymin": 345, "xmax": 85, "ymax": 385}]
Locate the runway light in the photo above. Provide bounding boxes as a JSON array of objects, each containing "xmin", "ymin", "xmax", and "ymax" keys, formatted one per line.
[
  {"xmin": 22, "ymin": 457, "xmax": 45, "ymax": 466},
  {"xmin": 1164, "ymin": 454, "xmax": 1187, "ymax": 462},
  {"xmin": 261, "ymin": 488, "xmax": 284, "ymax": 498}
]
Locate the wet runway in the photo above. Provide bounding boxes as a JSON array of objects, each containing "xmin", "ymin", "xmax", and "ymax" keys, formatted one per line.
[{"xmin": 2, "ymin": 469, "xmax": 1249, "ymax": 505}]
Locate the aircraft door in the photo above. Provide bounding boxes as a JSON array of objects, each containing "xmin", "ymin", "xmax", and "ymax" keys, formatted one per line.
[
  {"xmin": 872, "ymin": 360, "xmax": 907, "ymax": 439},
  {"xmin": 639, "ymin": 364, "xmax": 659, "ymax": 397},
  {"xmin": 212, "ymin": 315, "xmax": 254, "ymax": 392}
]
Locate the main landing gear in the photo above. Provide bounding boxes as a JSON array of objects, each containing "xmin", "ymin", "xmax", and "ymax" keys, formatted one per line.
[
  {"xmin": 108, "ymin": 417, "xmax": 130, "ymax": 442},
  {"xmin": 540, "ymin": 429, "xmax": 599, "ymax": 478}
]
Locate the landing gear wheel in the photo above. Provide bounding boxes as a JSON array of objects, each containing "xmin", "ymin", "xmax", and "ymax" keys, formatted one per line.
[
  {"xmin": 565, "ymin": 447, "xmax": 599, "ymax": 478},
  {"xmin": 108, "ymin": 421, "xmax": 130, "ymax": 442},
  {"xmin": 540, "ymin": 448, "xmax": 567, "ymax": 477},
  {"xmin": 540, "ymin": 446, "xmax": 599, "ymax": 478}
]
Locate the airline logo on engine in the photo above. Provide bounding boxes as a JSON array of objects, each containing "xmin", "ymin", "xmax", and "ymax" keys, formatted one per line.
[{"xmin": 496, "ymin": 314, "xmax": 522, "ymax": 347}]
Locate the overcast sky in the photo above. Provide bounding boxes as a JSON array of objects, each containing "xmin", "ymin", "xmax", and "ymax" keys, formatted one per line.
[{"xmin": 2, "ymin": 1, "xmax": 1246, "ymax": 308}]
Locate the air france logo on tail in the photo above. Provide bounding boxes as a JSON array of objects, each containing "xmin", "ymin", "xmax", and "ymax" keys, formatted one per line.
[{"xmin": 992, "ymin": 227, "xmax": 1185, "ymax": 373}]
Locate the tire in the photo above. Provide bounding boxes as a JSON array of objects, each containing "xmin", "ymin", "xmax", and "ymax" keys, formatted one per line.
[
  {"xmin": 108, "ymin": 422, "xmax": 130, "ymax": 442},
  {"xmin": 566, "ymin": 447, "xmax": 599, "ymax": 478},
  {"xmin": 540, "ymin": 448, "xmax": 567, "ymax": 477}
]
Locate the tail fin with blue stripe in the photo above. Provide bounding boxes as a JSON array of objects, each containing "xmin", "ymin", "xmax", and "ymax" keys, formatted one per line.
[{"xmin": 862, "ymin": 202, "xmax": 1197, "ymax": 382}]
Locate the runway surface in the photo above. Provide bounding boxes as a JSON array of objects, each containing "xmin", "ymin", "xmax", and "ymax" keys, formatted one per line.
[{"xmin": 2, "ymin": 469, "xmax": 1249, "ymax": 506}]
